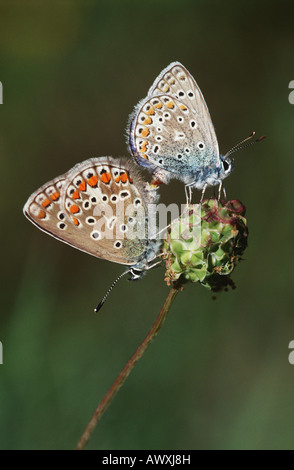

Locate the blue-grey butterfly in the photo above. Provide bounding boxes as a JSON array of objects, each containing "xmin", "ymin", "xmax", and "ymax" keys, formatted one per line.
[
  {"xmin": 23, "ymin": 157, "xmax": 161, "ymax": 310},
  {"xmin": 128, "ymin": 61, "xmax": 264, "ymax": 201}
]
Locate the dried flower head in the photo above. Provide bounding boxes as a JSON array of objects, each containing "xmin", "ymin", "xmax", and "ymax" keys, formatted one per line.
[{"xmin": 163, "ymin": 199, "xmax": 248, "ymax": 292}]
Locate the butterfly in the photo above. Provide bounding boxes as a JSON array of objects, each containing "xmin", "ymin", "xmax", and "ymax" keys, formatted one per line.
[
  {"xmin": 23, "ymin": 157, "xmax": 161, "ymax": 310},
  {"xmin": 128, "ymin": 61, "xmax": 262, "ymax": 202}
]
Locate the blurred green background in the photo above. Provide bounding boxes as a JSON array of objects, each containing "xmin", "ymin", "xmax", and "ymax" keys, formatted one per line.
[{"xmin": 1, "ymin": 0, "xmax": 294, "ymax": 450}]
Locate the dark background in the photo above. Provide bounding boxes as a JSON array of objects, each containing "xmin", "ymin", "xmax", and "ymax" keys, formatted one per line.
[{"xmin": 1, "ymin": 0, "xmax": 294, "ymax": 449}]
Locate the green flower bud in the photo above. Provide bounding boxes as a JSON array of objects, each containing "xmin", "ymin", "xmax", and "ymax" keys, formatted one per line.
[{"xmin": 163, "ymin": 199, "xmax": 248, "ymax": 292}]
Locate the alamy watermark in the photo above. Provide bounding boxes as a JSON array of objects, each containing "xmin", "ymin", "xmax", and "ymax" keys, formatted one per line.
[
  {"xmin": 288, "ymin": 340, "xmax": 294, "ymax": 364},
  {"xmin": 91, "ymin": 202, "xmax": 201, "ymax": 246},
  {"xmin": 289, "ymin": 81, "xmax": 294, "ymax": 104}
]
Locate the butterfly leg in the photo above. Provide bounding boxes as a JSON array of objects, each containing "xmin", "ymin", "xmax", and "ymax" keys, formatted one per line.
[
  {"xmin": 184, "ymin": 185, "xmax": 190, "ymax": 206},
  {"xmin": 184, "ymin": 184, "xmax": 194, "ymax": 205},
  {"xmin": 189, "ymin": 186, "xmax": 193, "ymax": 204},
  {"xmin": 217, "ymin": 181, "xmax": 223, "ymax": 201},
  {"xmin": 217, "ymin": 181, "xmax": 226, "ymax": 201},
  {"xmin": 146, "ymin": 259, "xmax": 164, "ymax": 271},
  {"xmin": 154, "ymin": 223, "xmax": 171, "ymax": 239},
  {"xmin": 200, "ymin": 183, "xmax": 208, "ymax": 203}
]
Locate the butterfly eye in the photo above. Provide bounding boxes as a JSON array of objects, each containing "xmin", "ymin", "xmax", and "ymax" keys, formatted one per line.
[{"xmin": 223, "ymin": 159, "xmax": 231, "ymax": 173}]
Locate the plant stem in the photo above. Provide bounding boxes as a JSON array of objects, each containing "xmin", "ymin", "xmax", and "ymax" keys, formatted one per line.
[{"xmin": 76, "ymin": 285, "xmax": 180, "ymax": 450}]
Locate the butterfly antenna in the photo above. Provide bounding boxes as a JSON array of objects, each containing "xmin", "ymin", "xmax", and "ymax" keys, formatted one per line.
[
  {"xmin": 94, "ymin": 270, "xmax": 129, "ymax": 313},
  {"xmin": 224, "ymin": 131, "xmax": 266, "ymax": 158}
]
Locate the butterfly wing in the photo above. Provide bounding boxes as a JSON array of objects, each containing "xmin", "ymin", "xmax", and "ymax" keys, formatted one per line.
[
  {"xmin": 24, "ymin": 157, "xmax": 156, "ymax": 266},
  {"xmin": 148, "ymin": 62, "xmax": 219, "ymax": 155},
  {"xmin": 129, "ymin": 62, "xmax": 220, "ymax": 185}
]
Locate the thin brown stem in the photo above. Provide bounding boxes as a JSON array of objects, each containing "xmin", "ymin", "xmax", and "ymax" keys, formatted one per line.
[{"xmin": 76, "ymin": 285, "xmax": 180, "ymax": 450}]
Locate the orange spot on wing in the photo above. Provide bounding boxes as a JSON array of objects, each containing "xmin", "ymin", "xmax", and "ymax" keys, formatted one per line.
[
  {"xmin": 120, "ymin": 172, "xmax": 127, "ymax": 183},
  {"xmin": 141, "ymin": 127, "xmax": 150, "ymax": 137},
  {"xmin": 50, "ymin": 191, "xmax": 60, "ymax": 201},
  {"xmin": 146, "ymin": 107, "xmax": 155, "ymax": 115},
  {"xmin": 37, "ymin": 209, "xmax": 46, "ymax": 219},
  {"xmin": 167, "ymin": 101, "xmax": 175, "ymax": 109},
  {"xmin": 101, "ymin": 172, "xmax": 111, "ymax": 184},
  {"xmin": 79, "ymin": 180, "xmax": 86, "ymax": 191},
  {"xmin": 72, "ymin": 190, "xmax": 80, "ymax": 200},
  {"xmin": 88, "ymin": 175, "xmax": 98, "ymax": 187},
  {"xmin": 129, "ymin": 175, "xmax": 133, "ymax": 183},
  {"xmin": 144, "ymin": 116, "xmax": 152, "ymax": 125},
  {"xmin": 72, "ymin": 217, "xmax": 79, "ymax": 226},
  {"xmin": 141, "ymin": 143, "xmax": 147, "ymax": 153},
  {"xmin": 42, "ymin": 198, "xmax": 51, "ymax": 208},
  {"xmin": 154, "ymin": 102, "xmax": 162, "ymax": 109},
  {"xmin": 70, "ymin": 204, "xmax": 79, "ymax": 214},
  {"xmin": 180, "ymin": 105, "xmax": 187, "ymax": 111},
  {"xmin": 115, "ymin": 176, "xmax": 120, "ymax": 183}
]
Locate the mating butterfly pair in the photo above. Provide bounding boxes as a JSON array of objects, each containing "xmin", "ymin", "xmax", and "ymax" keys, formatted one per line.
[{"xmin": 24, "ymin": 62, "xmax": 256, "ymax": 308}]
